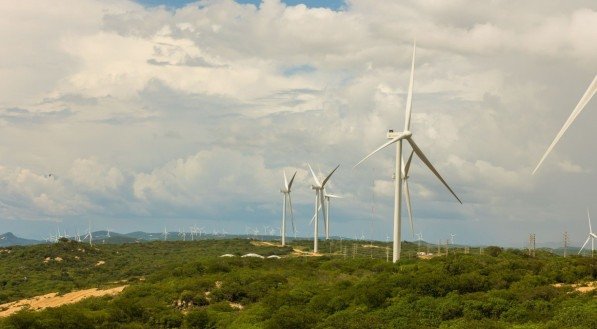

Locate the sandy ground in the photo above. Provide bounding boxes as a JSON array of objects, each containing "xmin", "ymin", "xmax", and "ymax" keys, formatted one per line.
[
  {"xmin": 553, "ymin": 281, "xmax": 596, "ymax": 293},
  {"xmin": 0, "ymin": 285, "xmax": 127, "ymax": 318},
  {"xmin": 250, "ymin": 241, "xmax": 279, "ymax": 247}
]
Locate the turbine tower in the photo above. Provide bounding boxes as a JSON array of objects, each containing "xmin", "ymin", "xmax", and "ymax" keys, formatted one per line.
[
  {"xmin": 83, "ymin": 221, "xmax": 93, "ymax": 247},
  {"xmin": 579, "ymin": 209, "xmax": 596, "ymax": 257},
  {"xmin": 533, "ymin": 74, "xmax": 597, "ymax": 174},
  {"xmin": 280, "ymin": 171, "xmax": 297, "ymax": 246},
  {"xmin": 323, "ymin": 191, "xmax": 343, "ymax": 240},
  {"xmin": 308, "ymin": 163, "xmax": 340, "ymax": 253},
  {"xmin": 354, "ymin": 41, "xmax": 462, "ymax": 262},
  {"xmin": 310, "ymin": 190, "xmax": 343, "ymax": 240}
]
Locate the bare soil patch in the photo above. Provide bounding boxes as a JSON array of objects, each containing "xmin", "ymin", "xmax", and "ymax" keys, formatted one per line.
[
  {"xmin": 0, "ymin": 286, "xmax": 127, "ymax": 318},
  {"xmin": 553, "ymin": 281, "xmax": 596, "ymax": 293}
]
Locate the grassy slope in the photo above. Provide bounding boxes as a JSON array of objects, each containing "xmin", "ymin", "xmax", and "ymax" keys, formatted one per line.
[{"xmin": 0, "ymin": 239, "xmax": 595, "ymax": 329}]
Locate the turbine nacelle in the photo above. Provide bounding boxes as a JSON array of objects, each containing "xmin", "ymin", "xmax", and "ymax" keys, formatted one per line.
[{"xmin": 387, "ymin": 130, "xmax": 412, "ymax": 139}]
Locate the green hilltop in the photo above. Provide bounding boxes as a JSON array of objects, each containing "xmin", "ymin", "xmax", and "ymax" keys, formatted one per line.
[{"xmin": 0, "ymin": 238, "xmax": 595, "ymax": 328}]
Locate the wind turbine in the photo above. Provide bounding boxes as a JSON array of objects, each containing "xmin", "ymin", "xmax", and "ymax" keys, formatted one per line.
[
  {"xmin": 354, "ymin": 41, "xmax": 462, "ymax": 262},
  {"xmin": 280, "ymin": 171, "xmax": 297, "ymax": 246},
  {"xmin": 416, "ymin": 232, "xmax": 423, "ymax": 250},
  {"xmin": 450, "ymin": 233, "xmax": 455, "ymax": 245},
  {"xmin": 83, "ymin": 221, "xmax": 93, "ymax": 247},
  {"xmin": 308, "ymin": 163, "xmax": 340, "ymax": 253},
  {"xmin": 533, "ymin": 74, "xmax": 597, "ymax": 174},
  {"xmin": 162, "ymin": 227, "xmax": 168, "ymax": 241},
  {"xmin": 310, "ymin": 190, "xmax": 343, "ymax": 240},
  {"xmin": 324, "ymin": 191, "xmax": 343, "ymax": 240},
  {"xmin": 579, "ymin": 209, "xmax": 596, "ymax": 257}
]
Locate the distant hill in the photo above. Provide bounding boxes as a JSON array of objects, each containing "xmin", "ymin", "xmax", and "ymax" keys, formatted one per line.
[{"xmin": 0, "ymin": 232, "xmax": 42, "ymax": 247}]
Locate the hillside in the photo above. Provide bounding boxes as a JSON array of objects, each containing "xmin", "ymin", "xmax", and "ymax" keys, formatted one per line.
[
  {"xmin": 0, "ymin": 233, "xmax": 41, "ymax": 247},
  {"xmin": 0, "ymin": 239, "xmax": 595, "ymax": 328}
]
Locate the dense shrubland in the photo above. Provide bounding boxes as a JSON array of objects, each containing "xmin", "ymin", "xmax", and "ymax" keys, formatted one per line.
[{"xmin": 0, "ymin": 239, "xmax": 595, "ymax": 328}]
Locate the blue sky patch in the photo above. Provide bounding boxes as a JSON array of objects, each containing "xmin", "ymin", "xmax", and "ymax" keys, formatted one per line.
[
  {"xmin": 136, "ymin": 0, "xmax": 345, "ymax": 11},
  {"xmin": 282, "ymin": 64, "xmax": 316, "ymax": 76}
]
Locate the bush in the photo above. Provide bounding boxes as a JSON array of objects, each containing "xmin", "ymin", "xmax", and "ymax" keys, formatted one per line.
[{"xmin": 185, "ymin": 310, "xmax": 211, "ymax": 329}]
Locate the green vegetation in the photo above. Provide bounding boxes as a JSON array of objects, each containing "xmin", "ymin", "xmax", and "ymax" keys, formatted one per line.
[{"xmin": 0, "ymin": 239, "xmax": 595, "ymax": 328}]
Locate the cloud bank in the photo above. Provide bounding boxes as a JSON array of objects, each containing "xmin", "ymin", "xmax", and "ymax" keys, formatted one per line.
[{"xmin": 0, "ymin": 0, "xmax": 596, "ymax": 246}]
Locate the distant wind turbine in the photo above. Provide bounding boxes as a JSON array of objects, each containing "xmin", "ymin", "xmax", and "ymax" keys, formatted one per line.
[
  {"xmin": 310, "ymin": 190, "xmax": 343, "ymax": 240},
  {"xmin": 83, "ymin": 221, "xmax": 93, "ymax": 246},
  {"xmin": 533, "ymin": 74, "xmax": 597, "ymax": 174},
  {"xmin": 579, "ymin": 209, "xmax": 596, "ymax": 257},
  {"xmin": 308, "ymin": 163, "xmax": 340, "ymax": 253},
  {"xmin": 280, "ymin": 171, "xmax": 297, "ymax": 246},
  {"xmin": 354, "ymin": 40, "xmax": 462, "ymax": 262}
]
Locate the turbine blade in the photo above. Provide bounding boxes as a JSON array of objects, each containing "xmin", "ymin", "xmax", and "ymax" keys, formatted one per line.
[
  {"xmin": 320, "ymin": 190, "xmax": 328, "ymax": 228},
  {"xmin": 310, "ymin": 203, "xmax": 323, "ymax": 225},
  {"xmin": 404, "ymin": 150, "xmax": 415, "ymax": 176},
  {"xmin": 353, "ymin": 134, "xmax": 407, "ymax": 168},
  {"xmin": 533, "ymin": 74, "xmax": 597, "ymax": 175},
  {"xmin": 283, "ymin": 171, "xmax": 289, "ymax": 190},
  {"xmin": 404, "ymin": 178, "xmax": 414, "ymax": 238},
  {"xmin": 407, "ymin": 137, "xmax": 462, "ymax": 204},
  {"xmin": 578, "ymin": 236, "xmax": 591, "ymax": 254},
  {"xmin": 288, "ymin": 172, "xmax": 297, "ymax": 191},
  {"xmin": 288, "ymin": 193, "xmax": 295, "ymax": 234},
  {"xmin": 404, "ymin": 40, "xmax": 416, "ymax": 131},
  {"xmin": 322, "ymin": 165, "xmax": 340, "ymax": 187},
  {"xmin": 308, "ymin": 163, "xmax": 321, "ymax": 186},
  {"xmin": 588, "ymin": 208, "xmax": 593, "ymax": 234},
  {"xmin": 325, "ymin": 193, "xmax": 343, "ymax": 199}
]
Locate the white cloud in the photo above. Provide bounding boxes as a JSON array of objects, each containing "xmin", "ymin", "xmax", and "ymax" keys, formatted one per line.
[{"xmin": 0, "ymin": 0, "xmax": 596, "ymax": 244}]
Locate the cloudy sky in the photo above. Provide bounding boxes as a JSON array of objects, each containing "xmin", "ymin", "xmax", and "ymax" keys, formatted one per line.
[{"xmin": 1, "ymin": 0, "xmax": 596, "ymax": 246}]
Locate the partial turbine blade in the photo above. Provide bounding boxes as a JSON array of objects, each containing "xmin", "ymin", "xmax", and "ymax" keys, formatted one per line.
[
  {"xmin": 578, "ymin": 236, "xmax": 591, "ymax": 254},
  {"xmin": 288, "ymin": 193, "xmax": 295, "ymax": 234},
  {"xmin": 310, "ymin": 203, "xmax": 323, "ymax": 225},
  {"xmin": 404, "ymin": 40, "xmax": 416, "ymax": 131},
  {"xmin": 404, "ymin": 178, "xmax": 414, "ymax": 238},
  {"xmin": 353, "ymin": 134, "xmax": 408, "ymax": 168},
  {"xmin": 404, "ymin": 150, "xmax": 415, "ymax": 176},
  {"xmin": 308, "ymin": 163, "xmax": 321, "ymax": 186},
  {"xmin": 322, "ymin": 165, "xmax": 340, "ymax": 187},
  {"xmin": 288, "ymin": 172, "xmax": 297, "ymax": 191},
  {"xmin": 283, "ymin": 171, "xmax": 289, "ymax": 190},
  {"xmin": 533, "ymin": 74, "xmax": 597, "ymax": 175},
  {"xmin": 588, "ymin": 208, "xmax": 593, "ymax": 234},
  {"xmin": 326, "ymin": 193, "xmax": 343, "ymax": 199},
  {"xmin": 407, "ymin": 137, "xmax": 462, "ymax": 204},
  {"xmin": 320, "ymin": 190, "xmax": 328, "ymax": 228}
]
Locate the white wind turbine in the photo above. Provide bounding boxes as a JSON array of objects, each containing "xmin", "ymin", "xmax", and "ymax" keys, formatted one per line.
[
  {"xmin": 323, "ymin": 191, "xmax": 343, "ymax": 240},
  {"xmin": 310, "ymin": 189, "xmax": 344, "ymax": 240},
  {"xmin": 280, "ymin": 171, "xmax": 297, "ymax": 246},
  {"xmin": 354, "ymin": 41, "xmax": 462, "ymax": 262},
  {"xmin": 579, "ymin": 209, "xmax": 596, "ymax": 257},
  {"xmin": 162, "ymin": 227, "xmax": 168, "ymax": 241},
  {"xmin": 533, "ymin": 74, "xmax": 597, "ymax": 174},
  {"xmin": 308, "ymin": 163, "xmax": 340, "ymax": 253},
  {"xmin": 83, "ymin": 221, "xmax": 93, "ymax": 247}
]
